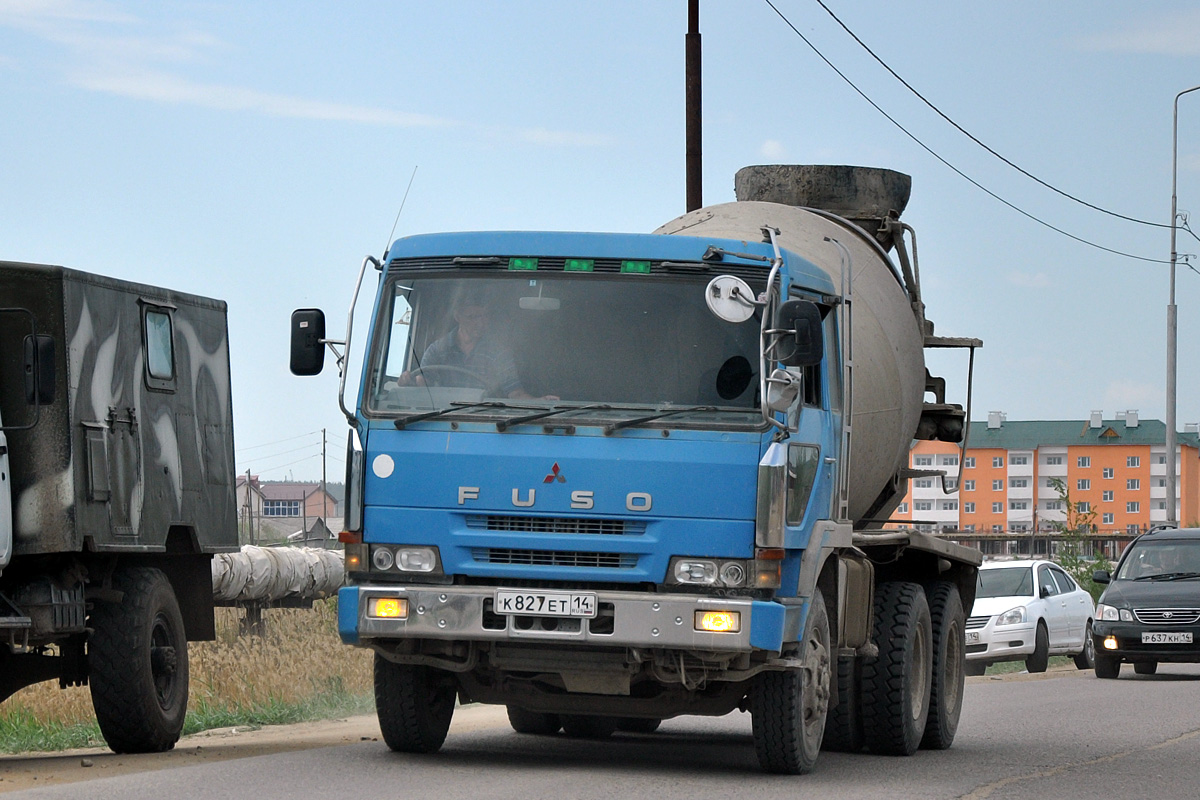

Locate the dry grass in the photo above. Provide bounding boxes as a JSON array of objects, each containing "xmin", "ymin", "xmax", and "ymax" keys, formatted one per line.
[{"xmin": 0, "ymin": 598, "xmax": 373, "ymax": 750}]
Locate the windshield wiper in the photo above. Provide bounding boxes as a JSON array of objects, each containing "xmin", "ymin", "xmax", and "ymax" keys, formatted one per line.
[
  {"xmin": 1143, "ymin": 571, "xmax": 1200, "ymax": 581},
  {"xmin": 496, "ymin": 404, "xmax": 611, "ymax": 433},
  {"xmin": 603, "ymin": 405, "xmax": 717, "ymax": 435},
  {"xmin": 394, "ymin": 401, "xmax": 512, "ymax": 430}
]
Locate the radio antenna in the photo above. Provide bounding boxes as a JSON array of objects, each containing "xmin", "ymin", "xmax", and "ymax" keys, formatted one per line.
[{"xmin": 383, "ymin": 166, "xmax": 419, "ymax": 260}]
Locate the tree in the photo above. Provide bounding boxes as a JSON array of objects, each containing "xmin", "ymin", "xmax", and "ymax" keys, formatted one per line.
[{"xmin": 1047, "ymin": 478, "xmax": 1113, "ymax": 601}]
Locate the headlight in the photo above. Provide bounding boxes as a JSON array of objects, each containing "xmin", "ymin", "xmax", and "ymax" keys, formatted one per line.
[
  {"xmin": 997, "ymin": 606, "xmax": 1027, "ymax": 626},
  {"xmin": 368, "ymin": 545, "xmax": 441, "ymax": 574},
  {"xmin": 1097, "ymin": 604, "xmax": 1118, "ymax": 621},
  {"xmin": 670, "ymin": 558, "xmax": 759, "ymax": 587},
  {"xmin": 675, "ymin": 560, "xmax": 718, "ymax": 585},
  {"xmin": 1120, "ymin": 608, "xmax": 1133, "ymax": 622},
  {"xmin": 371, "ymin": 547, "xmax": 395, "ymax": 571}
]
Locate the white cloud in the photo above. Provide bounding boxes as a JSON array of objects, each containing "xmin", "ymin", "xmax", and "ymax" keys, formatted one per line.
[
  {"xmin": 1073, "ymin": 10, "xmax": 1200, "ymax": 56},
  {"xmin": 759, "ymin": 139, "xmax": 787, "ymax": 159},
  {"xmin": 1006, "ymin": 271, "xmax": 1051, "ymax": 289}
]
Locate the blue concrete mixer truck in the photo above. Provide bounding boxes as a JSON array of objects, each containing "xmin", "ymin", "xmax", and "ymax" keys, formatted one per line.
[{"xmin": 290, "ymin": 165, "xmax": 982, "ymax": 774}]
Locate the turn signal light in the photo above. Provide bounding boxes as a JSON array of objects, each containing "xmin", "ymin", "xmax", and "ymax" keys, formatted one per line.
[
  {"xmin": 370, "ymin": 597, "xmax": 408, "ymax": 619},
  {"xmin": 695, "ymin": 610, "xmax": 741, "ymax": 633}
]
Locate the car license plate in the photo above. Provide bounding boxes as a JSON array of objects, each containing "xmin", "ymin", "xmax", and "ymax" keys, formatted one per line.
[
  {"xmin": 1142, "ymin": 631, "xmax": 1193, "ymax": 644},
  {"xmin": 495, "ymin": 590, "xmax": 597, "ymax": 618},
  {"xmin": 965, "ymin": 631, "xmax": 981, "ymax": 644}
]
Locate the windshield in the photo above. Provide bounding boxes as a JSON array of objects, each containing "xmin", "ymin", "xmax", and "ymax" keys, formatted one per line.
[
  {"xmin": 1116, "ymin": 539, "xmax": 1200, "ymax": 580},
  {"xmin": 977, "ymin": 567, "xmax": 1034, "ymax": 598},
  {"xmin": 365, "ymin": 272, "xmax": 764, "ymax": 424}
]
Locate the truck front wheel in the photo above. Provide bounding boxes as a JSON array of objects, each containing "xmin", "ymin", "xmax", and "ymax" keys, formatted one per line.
[
  {"xmin": 861, "ymin": 581, "xmax": 933, "ymax": 756},
  {"xmin": 374, "ymin": 655, "xmax": 456, "ymax": 753},
  {"xmin": 751, "ymin": 588, "xmax": 831, "ymax": 774},
  {"xmin": 88, "ymin": 566, "xmax": 189, "ymax": 753}
]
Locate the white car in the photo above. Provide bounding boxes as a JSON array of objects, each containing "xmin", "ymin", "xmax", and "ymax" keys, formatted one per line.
[{"xmin": 965, "ymin": 560, "xmax": 1096, "ymax": 675}]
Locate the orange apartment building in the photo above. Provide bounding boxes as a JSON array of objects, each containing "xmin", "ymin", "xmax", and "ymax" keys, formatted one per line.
[{"xmin": 889, "ymin": 411, "xmax": 1200, "ymax": 543}]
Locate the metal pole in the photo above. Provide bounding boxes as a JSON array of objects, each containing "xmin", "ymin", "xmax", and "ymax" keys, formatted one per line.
[
  {"xmin": 685, "ymin": 0, "xmax": 702, "ymax": 212},
  {"xmin": 1168, "ymin": 84, "xmax": 1200, "ymax": 526}
]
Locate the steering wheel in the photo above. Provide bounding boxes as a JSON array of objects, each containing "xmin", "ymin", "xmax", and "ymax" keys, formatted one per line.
[{"xmin": 409, "ymin": 365, "xmax": 489, "ymax": 390}]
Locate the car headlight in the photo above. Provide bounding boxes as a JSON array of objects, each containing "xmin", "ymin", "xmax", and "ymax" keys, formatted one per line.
[
  {"xmin": 1096, "ymin": 604, "xmax": 1133, "ymax": 622},
  {"xmin": 997, "ymin": 606, "xmax": 1027, "ymax": 626}
]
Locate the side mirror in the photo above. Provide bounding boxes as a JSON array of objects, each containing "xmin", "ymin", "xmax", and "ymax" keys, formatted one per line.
[
  {"xmin": 24, "ymin": 334, "xmax": 55, "ymax": 405},
  {"xmin": 290, "ymin": 309, "xmax": 326, "ymax": 376},
  {"xmin": 774, "ymin": 300, "xmax": 823, "ymax": 367},
  {"xmin": 1092, "ymin": 570, "xmax": 1111, "ymax": 585}
]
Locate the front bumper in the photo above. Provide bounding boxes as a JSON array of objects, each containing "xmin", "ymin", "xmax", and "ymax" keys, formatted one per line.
[
  {"xmin": 338, "ymin": 584, "xmax": 795, "ymax": 653},
  {"xmin": 965, "ymin": 619, "xmax": 1036, "ymax": 663},
  {"xmin": 1092, "ymin": 620, "xmax": 1200, "ymax": 663}
]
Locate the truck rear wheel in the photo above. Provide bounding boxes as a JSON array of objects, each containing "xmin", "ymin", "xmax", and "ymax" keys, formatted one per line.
[
  {"xmin": 751, "ymin": 588, "xmax": 830, "ymax": 774},
  {"xmin": 88, "ymin": 567, "xmax": 189, "ymax": 753},
  {"xmin": 861, "ymin": 581, "xmax": 932, "ymax": 756},
  {"xmin": 560, "ymin": 714, "xmax": 618, "ymax": 738},
  {"xmin": 506, "ymin": 705, "xmax": 562, "ymax": 735},
  {"xmin": 374, "ymin": 654, "xmax": 456, "ymax": 753},
  {"xmin": 822, "ymin": 654, "xmax": 863, "ymax": 752},
  {"xmin": 921, "ymin": 581, "xmax": 964, "ymax": 750}
]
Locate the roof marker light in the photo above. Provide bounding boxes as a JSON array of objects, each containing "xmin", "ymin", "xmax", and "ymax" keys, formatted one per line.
[
  {"xmin": 565, "ymin": 259, "xmax": 594, "ymax": 272},
  {"xmin": 509, "ymin": 257, "xmax": 538, "ymax": 271}
]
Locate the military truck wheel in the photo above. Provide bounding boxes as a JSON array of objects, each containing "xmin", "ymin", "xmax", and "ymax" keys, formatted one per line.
[
  {"xmin": 861, "ymin": 581, "xmax": 932, "ymax": 756},
  {"xmin": 374, "ymin": 655, "xmax": 456, "ymax": 753},
  {"xmin": 616, "ymin": 717, "xmax": 661, "ymax": 734},
  {"xmin": 921, "ymin": 581, "xmax": 965, "ymax": 750},
  {"xmin": 506, "ymin": 705, "xmax": 562, "ymax": 735},
  {"xmin": 822, "ymin": 655, "xmax": 863, "ymax": 753},
  {"xmin": 751, "ymin": 589, "xmax": 830, "ymax": 774},
  {"xmin": 560, "ymin": 714, "xmax": 618, "ymax": 738},
  {"xmin": 88, "ymin": 567, "xmax": 189, "ymax": 754}
]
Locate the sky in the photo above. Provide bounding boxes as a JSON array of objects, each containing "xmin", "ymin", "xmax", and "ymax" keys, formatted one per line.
[{"xmin": 4, "ymin": 1, "xmax": 1200, "ymax": 482}]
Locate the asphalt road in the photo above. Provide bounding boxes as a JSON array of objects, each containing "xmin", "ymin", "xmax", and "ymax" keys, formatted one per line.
[{"xmin": 5, "ymin": 664, "xmax": 1200, "ymax": 799}]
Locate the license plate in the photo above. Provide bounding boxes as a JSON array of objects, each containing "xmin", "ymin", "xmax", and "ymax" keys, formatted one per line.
[
  {"xmin": 965, "ymin": 631, "xmax": 981, "ymax": 644},
  {"xmin": 495, "ymin": 590, "xmax": 597, "ymax": 618},
  {"xmin": 1142, "ymin": 631, "xmax": 1193, "ymax": 644}
]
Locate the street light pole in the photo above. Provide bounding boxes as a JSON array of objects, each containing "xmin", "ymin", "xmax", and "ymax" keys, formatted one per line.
[{"xmin": 1168, "ymin": 84, "xmax": 1200, "ymax": 526}]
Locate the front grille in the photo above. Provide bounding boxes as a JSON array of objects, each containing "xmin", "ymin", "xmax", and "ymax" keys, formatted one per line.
[
  {"xmin": 472, "ymin": 548, "xmax": 637, "ymax": 569},
  {"xmin": 966, "ymin": 616, "xmax": 990, "ymax": 630},
  {"xmin": 467, "ymin": 515, "xmax": 644, "ymax": 536},
  {"xmin": 1134, "ymin": 608, "xmax": 1200, "ymax": 625}
]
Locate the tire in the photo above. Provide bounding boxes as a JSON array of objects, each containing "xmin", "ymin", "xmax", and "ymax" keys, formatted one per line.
[
  {"xmin": 861, "ymin": 581, "xmax": 933, "ymax": 756},
  {"xmin": 88, "ymin": 567, "xmax": 189, "ymax": 754},
  {"xmin": 1073, "ymin": 622, "xmax": 1096, "ymax": 670},
  {"xmin": 921, "ymin": 581, "xmax": 965, "ymax": 750},
  {"xmin": 751, "ymin": 589, "xmax": 831, "ymax": 774},
  {"xmin": 616, "ymin": 717, "xmax": 661, "ymax": 734},
  {"xmin": 965, "ymin": 661, "xmax": 987, "ymax": 677},
  {"xmin": 506, "ymin": 706, "xmax": 561, "ymax": 735},
  {"xmin": 822, "ymin": 655, "xmax": 863, "ymax": 753},
  {"xmin": 560, "ymin": 714, "xmax": 618, "ymax": 738},
  {"xmin": 374, "ymin": 654, "xmax": 456, "ymax": 753},
  {"xmin": 1025, "ymin": 623, "xmax": 1049, "ymax": 673},
  {"xmin": 1134, "ymin": 661, "xmax": 1158, "ymax": 675},
  {"xmin": 1095, "ymin": 654, "xmax": 1121, "ymax": 679}
]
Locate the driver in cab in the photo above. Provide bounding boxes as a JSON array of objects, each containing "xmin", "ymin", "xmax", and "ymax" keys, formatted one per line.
[{"xmin": 400, "ymin": 295, "xmax": 556, "ymax": 401}]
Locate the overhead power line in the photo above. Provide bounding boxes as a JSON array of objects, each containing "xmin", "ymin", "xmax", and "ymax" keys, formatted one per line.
[
  {"xmin": 762, "ymin": 0, "xmax": 1170, "ymax": 264},
  {"xmin": 236, "ymin": 430, "xmax": 321, "ymax": 454},
  {"xmin": 811, "ymin": 0, "xmax": 1169, "ymax": 230}
]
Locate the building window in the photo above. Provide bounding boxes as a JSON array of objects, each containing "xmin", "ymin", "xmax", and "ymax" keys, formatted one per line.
[
  {"xmin": 964, "ymin": 457, "xmax": 976, "ymax": 468},
  {"xmin": 1127, "ymin": 501, "xmax": 1140, "ymax": 513},
  {"xmin": 1102, "ymin": 513, "xmax": 1114, "ymax": 524},
  {"xmin": 1077, "ymin": 479, "xmax": 1090, "ymax": 491},
  {"xmin": 964, "ymin": 502, "xmax": 975, "ymax": 513},
  {"xmin": 1127, "ymin": 524, "xmax": 1142, "ymax": 535},
  {"xmin": 262, "ymin": 500, "xmax": 301, "ymax": 517},
  {"xmin": 1103, "ymin": 490, "xmax": 1114, "ymax": 502},
  {"xmin": 941, "ymin": 500, "xmax": 959, "ymax": 511},
  {"xmin": 1046, "ymin": 456, "xmax": 1063, "ymax": 466},
  {"xmin": 1077, "ymin": 456, "xmax": 1091, "ymax": 468},
  {"xmin": 1127, "ymin": 456, "xmax": 1140, "ymax": 468},
  {"xmin": 964, "ymin": 480, "xmax": 975, "ymax": 491},
  {"xmin": 1045, "ymin": 501, "xmax": 1062, "ymax": 511},
  {"xmin": 914, "ymin": 478, "xmax": 933, "ymax": 489},
  {"xmin": 1010, "ymin": 478, "xmax": 1029, "ymax": 489},
  {"xmin": 1126, "ymin": 478, "xmax": 1140, "ymax": 491},
  {"xmin": 992, "ymin": 479, "xmax": 1003, "ymax": 491},
  {"xmin": 914, "ymin": 455, "xmax": 933, "ymax": 466},
  {"xmin": 1156, "ymin": 478, "xmax": 1166, "ymax": 488},
  {"xmin": 1009, "ymin": 500, "xmax": 1028, "ymax": 510},
  {"xmin": 1077, "ymin": 502, "xmax": 1090, "ymax": 513},
  {"xmin": 992, "ymin": 457, "xmax": 1004, "ymax": 468},
  {"xmin": 964, "ymin": 524, "xmax": 975, "ymax": 532},
  {"xmin": 1103, "ymin": 467, "xmax": 1114, "ymax": 479},
  {"xmin": 914, "ymin": 501, "xmax": 932, "ymax": 511},
  {"xmin": 916, "ymin": 523, "xmax": 934, "ymax": 533},
  {"xmin": 941, "ymin": 455, "xmax": 959, "ymax": 466},
  {"xmin": 992, "ymin": 524, "xmax": 1003, "ymax": 533},
  {"xmin": 897, "ymin": 503, "xmax": 909, "ymax": 513},
  {"xmin": 945, "ymin": 478, "xmax": 958, "ymax": 491},
  {"xmin": 1011, "ymin": 455, "xmax": 1029, "ymax": 466},
  {"xmin": 1157, "ymin": 500, "xmax": 1166, "ymax": 510},
  {"xmin": 992, "ymin": 502, "xmax": 1003, "ymax": 513},
  {"xmin": 1011, "ymin": 522, "xmax": 1030, "ymax": 532},
  {"xmin": 1157, "ymin": 455, "xmax": 1166, "ymax": 465}
]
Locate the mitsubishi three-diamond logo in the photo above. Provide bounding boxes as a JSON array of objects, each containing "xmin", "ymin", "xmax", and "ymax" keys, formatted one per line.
[{"xmin": 544, "ymin": 463, "xmax": 566, "ymax": 484}]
